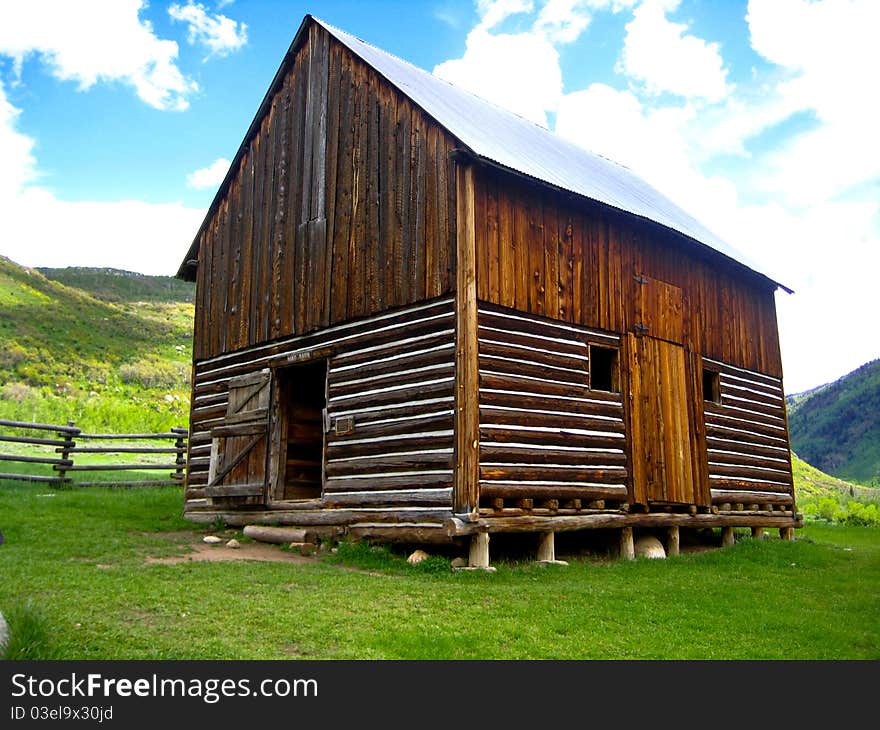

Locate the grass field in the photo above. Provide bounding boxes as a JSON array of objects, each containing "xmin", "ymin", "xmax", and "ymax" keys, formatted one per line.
[{"xmin": 1, "ymin": 483, "xmax": 877, "ymax": 660}]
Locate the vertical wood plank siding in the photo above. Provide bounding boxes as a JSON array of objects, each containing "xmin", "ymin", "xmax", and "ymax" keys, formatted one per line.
[
  {"xmin": 192, "ymin": 25, "xmax": 457, "ymax": 362},
  {"xmin": 703, "ymin": 358, "xmax": 794, "ymax": 506},
  {"xmin": 185, "ymin": 298, "xmax": 455, "ymax": 514},
  {"xmin": 473, "ymin": 169, "xmax": 783, "ymax": 378},
  {"xmin": 476, "ymin": 303, "xmax": 629, "ymax": 505}
]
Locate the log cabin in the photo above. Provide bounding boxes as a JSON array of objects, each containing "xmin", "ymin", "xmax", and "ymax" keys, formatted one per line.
[{"xmin": 176, "ymin": 14, "xmax": 800, "ymax": 565}]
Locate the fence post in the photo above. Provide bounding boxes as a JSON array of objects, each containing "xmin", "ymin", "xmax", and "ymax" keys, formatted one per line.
[
  {"xmin": 56, "ymin": 420, "xmax": 79, "ymax": 487},
  {"xmin": 172, "ymin": 426, "xmax": 188, "ymax": 485}
]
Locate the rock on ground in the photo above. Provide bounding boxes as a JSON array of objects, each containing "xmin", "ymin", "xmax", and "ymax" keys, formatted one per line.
[
  {"xmin": 634, "ymin": 535, "xmax": 666, "ymax": 559},
  {"xmin": 202, "ymin": 535, "xmax": 223, "ymax": 544},
  {"xmin": 407, "ymin": 549, "xmax": 430, "ymax": 565}
]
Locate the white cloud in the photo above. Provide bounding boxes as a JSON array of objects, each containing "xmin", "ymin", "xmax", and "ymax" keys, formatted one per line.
[
  {"xmin": 186, "ymin": 157, "xmax": 231, "ymax": 190},
  {"xmin": 168, "ymin": 2, "xmax": 248, "ymax": 60},
  {"xmin": 536, "ymin": 0, "xmax": 638, "ymax": 43},
  {"xmin": 433, "ymin": 1, "xmax": 638, "ymax": 127},
  {"xmin": 0, "ymin": 80, "xmax": 203, "ymax": 276},
  {"xmin": 746, "ymin": 0, "xmax": 880, "ymax": 207},
  {"xmin": 0, "ymin": 83, "xmax": 38, "ymax": 200},
  {"xmin": 619, "ymin": 0, "xmax": 730, "ymax": 101},
  {"xmin": 534, "ymin": 0, "xmax": 591, "ymax": 43},
  {"xmin": 434, "ymin": 27, "xmax": 562, "ymax": 126},
  {"xmin": 0, "ymin": 0, "xmax": 197, "ymax": 111},
  {"xmin": 476, "ymin": 0, "xmax": 535, "ymax": 30},
  {"xmin": 3, "ymin": 189, "xmax": 204, "ymax": 275}
]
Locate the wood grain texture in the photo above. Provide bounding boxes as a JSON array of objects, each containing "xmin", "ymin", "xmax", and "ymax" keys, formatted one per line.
[
  {"xmin": 627, "ymin": 334, "xmax": 695, "ymax": 505},
  {"xmin": 191, "ymin": 26, "xmax": 457, "ymax": 362},
  {"xmin": 470, "ymin": 167, "xmax": 783, "ymax": 378},
  {"xmin": 454, "ymin": 163, "xmax": 480, "ymax": 514},
  {"xmin": 187, "ymin": 298, "xmax": 456, "ymax": 513},
  {"xmin": 476, "ymin": 303, "xmax": 628, "ymax": 510},
  {"xmin": 703, "ymin": 359, "xmax": 793, "ymax": 499}
]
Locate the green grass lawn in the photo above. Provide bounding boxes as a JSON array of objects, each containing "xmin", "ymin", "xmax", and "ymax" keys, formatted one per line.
[{"xmin": 1, "ymin": 483, "xmax": 878, "ymax": 660}]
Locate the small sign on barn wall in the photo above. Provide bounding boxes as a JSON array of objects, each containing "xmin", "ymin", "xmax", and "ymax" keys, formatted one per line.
[{"xmin": 334, "ymin": 415, "xmax": 355, "ymax": 436}]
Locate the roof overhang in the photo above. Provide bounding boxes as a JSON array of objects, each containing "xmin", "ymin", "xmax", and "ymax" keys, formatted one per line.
[{"xmin": 177, "ymin": 14, "xmax": 792, "ymax": 296}]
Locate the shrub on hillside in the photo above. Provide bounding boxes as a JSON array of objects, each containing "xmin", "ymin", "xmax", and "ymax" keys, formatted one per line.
[
  {"xmin": 0, "ymin": 343, "xmax": 28, "ymax": 369},
  {"xmin": 0, "ymin": 382, "xmax": 38, "ymax": 402},
  {"xmin": 119, "ymin": 360, "xmax": 185, "ymax": 389}
]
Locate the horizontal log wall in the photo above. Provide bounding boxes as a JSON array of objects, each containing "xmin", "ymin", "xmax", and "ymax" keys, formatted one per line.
[
  {"xmin": 703, "ymin": 357, "xmax": 794, "ymax": 507},
  {"xmin": 192, "ymin": 25, "xmax": 458, "ymax": 361},
  {"xmin": 186, "ymin": 298, "xmax": 455, "ymax": 521},
  {"xmin": 473, "ymin": 168, "xmax": 783, "ymax": 378},
  {"xmin": 476, "ymin": 303, "xmax": 629, "ymax": 508}
]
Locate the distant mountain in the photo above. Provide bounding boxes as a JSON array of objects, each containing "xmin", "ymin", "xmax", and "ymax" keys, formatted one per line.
[{"xmin": 787, "ymin": 359, "xmax": 880, "ymax": 487}]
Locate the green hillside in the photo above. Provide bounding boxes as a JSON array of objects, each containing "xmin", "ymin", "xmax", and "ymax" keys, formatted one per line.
[
  {"xmin": 787, "ymin": 359, "xmax": 880, "ymax": 487},
  {"xmin": 0, "ymin": 257, "xmax": 194, "ymax": 432},
  {"xmin": 38, "ymin": 266, "xmax": 195, "ymax": 304},
  {"xmin": 792, "ymin": 452, "xmax": 880, "ymax": 525}
]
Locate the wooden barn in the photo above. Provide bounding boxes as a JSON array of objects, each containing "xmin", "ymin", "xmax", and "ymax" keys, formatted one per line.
[{"xmin": 176, "ymin": 14, "xmax": 801, "ymax": 565}]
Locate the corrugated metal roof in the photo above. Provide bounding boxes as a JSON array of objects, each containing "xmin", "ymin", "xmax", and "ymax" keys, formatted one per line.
[{"xmin": 314, "ymin": 17, "xmax": 787, "ymax": 291}]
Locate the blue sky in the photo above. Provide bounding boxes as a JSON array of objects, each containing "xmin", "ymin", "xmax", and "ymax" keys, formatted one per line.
[{"xmin": 0, "ymin": 0, "xmax": 877, "ymax": 393}]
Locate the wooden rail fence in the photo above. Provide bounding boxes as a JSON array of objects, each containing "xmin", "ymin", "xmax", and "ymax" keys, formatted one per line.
[{"xmin": 0, "ymin": 419, "xmax": 187, "ymax": 487}]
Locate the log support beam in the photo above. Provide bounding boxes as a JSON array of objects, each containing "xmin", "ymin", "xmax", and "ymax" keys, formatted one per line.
[
  {"xmin": 779, "ymin": 526, "xmax": 794, "ymax": 541},
  {"xmin": 444, "ymin": 511, "xmax": 802, "ymax": 536},
  {"xmin": 721, "ymin": 526, "xmax": 735, "ymax": 547},
  {"xmin": 751, "ymin": 526, "xmax": 765, "ymax": 539}
]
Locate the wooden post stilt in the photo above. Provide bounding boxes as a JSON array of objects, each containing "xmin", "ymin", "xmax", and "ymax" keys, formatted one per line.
[
  {"xmin": 620, "ymin": 527, "xmax": 634, "ymax": 561},
  {"xmin": 721, "ymin": 526, "xmax": 735, "ymax": 547},
  {"xmin": 469, "ymin": 531, "xmax": 490, "ymax": 569},
  {"xmin": 751, "ymin": 526, "xmax": 765, "ymax": 539},
  {"xmin": 779, "ymin": 527, "xmax": 794, "ymax": 541},
  {"xmin": 537, "ymin": 531, "xmax": 554, "ymax": 562},
  {"xmin": 666, "ymin": 526, "xmax": 680, "ymax": 556},
  {"xmin": 536, "ymin": 531, "xmax": 568, "ymax": 566}
]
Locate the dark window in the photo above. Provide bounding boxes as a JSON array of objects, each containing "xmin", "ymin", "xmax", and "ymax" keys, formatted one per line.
[
  {"xmin": 589, "ymin": 345, "xmax": 619, "ymax": 392},
  {"xmin": 703, "ymin": 368, "xmax": 721, "ymax": 404}
]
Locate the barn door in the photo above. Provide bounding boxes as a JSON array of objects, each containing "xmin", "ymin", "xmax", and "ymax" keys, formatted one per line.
[
  {"xmin": 627, "ymin": 274, "xmax": 696, "ymax": 505},
  {"xmin": 206, "ymin": 368, "xmax": 271, "ymax": 506},
  {"xmin": 627, "ymin": 334, "xmax": 695, "ymax": 505}
]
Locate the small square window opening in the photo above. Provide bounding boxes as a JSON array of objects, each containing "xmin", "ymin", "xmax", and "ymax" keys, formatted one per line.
[
  {"xmin": 589, "ymin": 345, "xmax": 619, "ymax": 392},
  {"xmin": 703, "ymin": 368, "xmax": 721, "ymax": 404}
]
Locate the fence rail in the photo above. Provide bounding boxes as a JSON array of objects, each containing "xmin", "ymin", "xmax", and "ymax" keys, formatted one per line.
[{"xmin": 0, "ymin": 419, "xmax": 187, "ymax": 488}]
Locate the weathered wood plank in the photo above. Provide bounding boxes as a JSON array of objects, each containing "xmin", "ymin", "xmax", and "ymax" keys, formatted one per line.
[{"xmin": 454, "ymin": 162, "xmax": 479, "ymax": 514}]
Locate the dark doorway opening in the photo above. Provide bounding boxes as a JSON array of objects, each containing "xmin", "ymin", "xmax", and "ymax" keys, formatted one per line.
[{"xmin": 276, "ymin": 360, "xmax": 326, "ymax": 500}]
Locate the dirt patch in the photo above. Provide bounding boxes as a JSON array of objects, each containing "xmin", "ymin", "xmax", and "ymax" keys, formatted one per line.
[{"xmin": 145, "ymin": 536, "xmax": 318, "ymax": 565}]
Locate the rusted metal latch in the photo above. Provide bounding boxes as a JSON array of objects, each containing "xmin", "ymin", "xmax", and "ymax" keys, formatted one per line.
[{"xmin": 634, "ymin": 323, "xmax": 649, "ymax": 334}]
